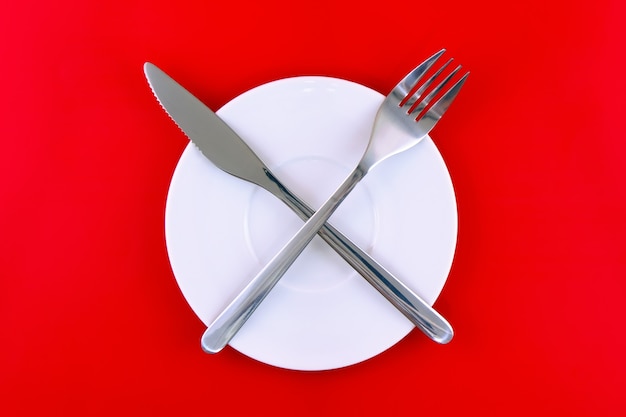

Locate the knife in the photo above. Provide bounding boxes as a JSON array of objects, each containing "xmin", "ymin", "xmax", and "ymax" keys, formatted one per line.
[{"xmin": 144, "ymin": 62, "xmax": 453, "ymax": 346}]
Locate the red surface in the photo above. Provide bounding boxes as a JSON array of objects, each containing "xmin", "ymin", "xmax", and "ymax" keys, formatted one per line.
[{"xmin": 1, "ymin": 0, "xmax": 625, "ymax": 415}]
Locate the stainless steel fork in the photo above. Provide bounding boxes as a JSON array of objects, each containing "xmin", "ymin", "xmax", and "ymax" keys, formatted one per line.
[{"xmin": 202, "ymin": 52, "xmax": 469, "ymax": 353}]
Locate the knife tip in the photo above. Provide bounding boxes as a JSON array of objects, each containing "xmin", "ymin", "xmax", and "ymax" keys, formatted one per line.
[{"xmin": 143, "ymin": 62, "xmax": 155, "ymax": 75}]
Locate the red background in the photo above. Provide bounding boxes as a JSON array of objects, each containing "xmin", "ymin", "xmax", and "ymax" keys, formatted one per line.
[{"xmin": 2, "ymin": 0, "xmax": 625, "ymax": 415}]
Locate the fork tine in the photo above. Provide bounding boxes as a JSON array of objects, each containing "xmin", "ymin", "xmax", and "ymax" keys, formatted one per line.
[
  {"xmin": 411, "ymin": 65, "xmax": 462, "ymax": 116},
  {"xmin": 403, "ymin": 58, "xmax": 453, "ymax": 111},
  {"xmin": 392, "ymin": 49, "xmax": 446, "ymax": 102},
  {"xmin": 415, "ymin": 71, "xmax": 469, "ymax": 131}
]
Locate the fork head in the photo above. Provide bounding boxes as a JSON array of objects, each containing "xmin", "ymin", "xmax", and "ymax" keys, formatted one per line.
[
  {"xmin": 360, "ymin": 50, "xmax": 468, "ymax": 172},
  {"xmin": 388, "ymin": 49, "xmax": 469, "ymax": 138}
]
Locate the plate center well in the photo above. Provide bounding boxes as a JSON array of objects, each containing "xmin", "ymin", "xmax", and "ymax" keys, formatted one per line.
[{"xmin": 244, "ymin": 156, "xmax": 378, "ymax": 292}]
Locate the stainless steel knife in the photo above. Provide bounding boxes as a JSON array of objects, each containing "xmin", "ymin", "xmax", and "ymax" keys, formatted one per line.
[{"xmin": 144, "ymin": 62, "xmax": 453, "ymax": 346}]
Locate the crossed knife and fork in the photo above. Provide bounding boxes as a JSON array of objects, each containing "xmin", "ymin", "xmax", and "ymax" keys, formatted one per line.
[{"xmin": 145, "ymin": 50, "xmax": 468, "ymax": 354}]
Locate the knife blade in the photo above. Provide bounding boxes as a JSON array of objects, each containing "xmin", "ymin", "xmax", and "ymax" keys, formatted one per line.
[{"xmin": 144, "ymin": 62, "xmax": 453, "ymax": 346}]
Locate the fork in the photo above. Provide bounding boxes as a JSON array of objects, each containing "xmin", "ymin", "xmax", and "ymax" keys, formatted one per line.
[{"xmin": 202, "ymin": 52, "xmax": 469, "ymax": 353}]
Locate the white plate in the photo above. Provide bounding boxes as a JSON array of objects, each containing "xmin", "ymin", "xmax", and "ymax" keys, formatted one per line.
[{"xmin": 165, "ymin": 76, "xmax": 457, "ymax": 371}]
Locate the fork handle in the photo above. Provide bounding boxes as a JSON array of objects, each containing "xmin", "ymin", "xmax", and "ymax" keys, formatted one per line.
[{"xmin": 201, "ymin": 167, "xmax": 366, "ymax": 353}]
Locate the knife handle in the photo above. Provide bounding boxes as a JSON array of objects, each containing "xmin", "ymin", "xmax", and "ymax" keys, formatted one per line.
[{"xmin": 274, "ymin": 173, "xmax": 454, "ymax": 344}]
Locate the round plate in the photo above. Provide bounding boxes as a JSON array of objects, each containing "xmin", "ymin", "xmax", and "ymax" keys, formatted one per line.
[{"xmin": 165, "ymin": 76, "xmax": 457, "ymax": 371}]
